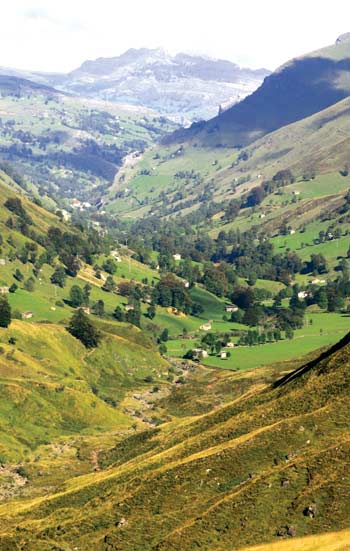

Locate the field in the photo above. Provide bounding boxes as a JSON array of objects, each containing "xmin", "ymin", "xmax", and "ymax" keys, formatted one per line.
[{"xmin": 166, "ymin": 312, "xmax": 350, "ymax": 371}]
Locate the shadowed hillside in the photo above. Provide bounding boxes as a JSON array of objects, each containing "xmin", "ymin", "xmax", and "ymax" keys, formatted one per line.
[
  {"xmin": 166, "ymin": 36, "xmax": 350, "ymax": 146},
  {"xmin": 0, "ymin": 75, "xmax": 63, "ymax": 99}
]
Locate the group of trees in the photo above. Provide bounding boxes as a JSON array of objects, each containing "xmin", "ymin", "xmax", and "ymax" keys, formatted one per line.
[{"xmin": 238, "ymin": 328, "xmax": 284, "ymax": 347}]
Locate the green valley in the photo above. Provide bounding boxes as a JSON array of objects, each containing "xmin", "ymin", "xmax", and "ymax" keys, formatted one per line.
[{"xmin": 0, "ymin": 18, "xmax": 350, "ymax": 551}]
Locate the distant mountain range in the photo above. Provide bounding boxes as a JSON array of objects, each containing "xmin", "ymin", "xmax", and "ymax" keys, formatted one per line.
[
  {"xmin": 167, "ymin": 33, "xmax": 350, "ymax": 145},
  {"xmin": 0, "ymin": 48, "xmax": 270, "ymax": 122}
]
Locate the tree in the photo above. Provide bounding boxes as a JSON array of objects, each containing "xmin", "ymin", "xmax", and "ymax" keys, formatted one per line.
[
  {"xmin": 102, "ymin": 275, "xmax": 116, "ymax": 293},
  {"xmin": 4, "ymin": 197, "xmax": 32, "ymax": 224},
  {"xmin": 67, "ymin": 310, "xmax": 100, "ymax": 348},
  {"xmin": 191, "ymin": 302, "xmax": 204, "ymax": 317},
  {"xmin": 83, "ymin": 284, "xmax": 92, "ymax": 305},
  {"xmin": 14, "ymin": 268, "xmax": 24, "ymax": 282},
  {"xmin": 215, "ymin": 341, "xmax": 222, "ymax": 354},
  {"xmin": 243, "ymin": 304, "xmax": 263, "ymax": 326},
  {"xmin": 202, "ymin": 333, "xmax": 217, "ymax": 354},
  {"xmin": 102, "ymin": 259, "xmax": 117, "ymax": 275},
  {"xmin": 92, "ymin": 300, "xmax": 105, "ymax": 317},
  {"xmin": 0, "ymin": 296, "xmax": 11, "ymax": 328},
  {"xmin": 202, "ymin": 266, "xmax": 228, "ymax": 297},
  {"xmin": 272, "ymin": 169, "xmax": 295, "ymax": 186},
  {"xmin": 50, "ymin": 266, "xmax": 67, "ymax": 288},
  {"xmin": 246, "ymin": 186, "xmax": 265, "ymax": 207},
  {"xmin": 24, "ymin": 277, "xmax": 35, "ymax": 292},
  {"xmin": 224, "ymin": 199, "xmax": 240, "ymax": 222},
  {"xmin": 69, "ymin": 285, "xmax": 84, "ymax": 308},
  {"xmin": 230, "ymin": 309, "xmax": 244, "ymax": 323},
  {"xmin": 316, "ymin": 289, "xmax": 328, "ymax": 310},
  {"xmin": 60, "ymin": 253, "xmax": 81, "ymax": 277},
  {"xmin": 159, "ymin": 343, "xmax": 167, "ymax": 355},
  {"xmin": 160, "ymin": 328, "xmax": 169, "ymax": 342},
  {"xmin": 247, "ymin": 272, "xmax": 258, "ymax": 286},
  {"xmin": 156, "ymin": 274, "xmax": 192, "ymax": 312},
  {"xmin": 147, "ymin": 303, "xmax": 156, "ymax": 319},
  {"xmin": 126, "ymin": 304, "xmax": 141, "ymax": 327},
  {"xmin": 9, "ymin": 283, "xmax": 18, "ymax": 294},
  {"xmin": 113, "ymin": 306, "xmax": 125, "ymax": 322}
]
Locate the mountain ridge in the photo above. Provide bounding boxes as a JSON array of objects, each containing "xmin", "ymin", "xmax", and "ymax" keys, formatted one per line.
[
  {"xmin": 0, "ymin": 48, "xmax": 270, "ymax": 122},
  {"xmin": 165, "ymin": 34, "xmax": 350, "ymax": 146}
]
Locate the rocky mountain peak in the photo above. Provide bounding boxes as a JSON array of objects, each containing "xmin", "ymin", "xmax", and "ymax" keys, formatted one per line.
[{"xmin": 336, "ymin": 32, "xmax": 350, "ymax": 44}]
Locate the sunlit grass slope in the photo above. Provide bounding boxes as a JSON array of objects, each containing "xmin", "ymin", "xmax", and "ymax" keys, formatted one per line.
[
  {"xmin": 0, "ymin": 319, "xmax": 168, "ymax": 462},
  {"xmin": 0, "ymin": 333, "xmax": 349, "ymax": 550}
]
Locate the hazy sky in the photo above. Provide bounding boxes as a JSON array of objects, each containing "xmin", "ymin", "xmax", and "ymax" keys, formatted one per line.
[{"xmin": 2, "ymin": 0, "xmax": 350, "ymax": 72}]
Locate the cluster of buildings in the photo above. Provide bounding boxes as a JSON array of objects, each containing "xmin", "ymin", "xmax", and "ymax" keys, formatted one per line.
[{"xmin": 71, "ymin": 198, "xmax": 92, "ymax": 211}]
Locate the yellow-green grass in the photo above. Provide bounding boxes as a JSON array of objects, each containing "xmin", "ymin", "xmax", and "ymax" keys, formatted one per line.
[
  {"xmin": 111, "ymin": 254, "xmax": 159, "ymax": 283},
  {"xmin": 237, "ymin": 530, "xmax": 350, "ymax": 551},
  {"xmin": 284, "ymin": 173, "xmax": 350, "ymax": 199},
  {"xmin": 0, "ymin": 319, "xmax": 168, "ymax": 461},
  {"xmin": 154, "ymin": 309, "xmax": 201, "ymax": 335},
  {"xmin": 1, "ymin": 331, "xmax": 349, "ymax": 549},
  {"xmin": 154, "ymin": 308, "xmax": 247, "ymax": 337}
]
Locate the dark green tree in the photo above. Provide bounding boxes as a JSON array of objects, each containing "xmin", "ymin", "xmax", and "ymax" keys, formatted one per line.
[
  {"xmin": 14, "ymin": 268, "xmax": 24, "ymax": 282},
  {"xmin": 102, "ymin": 259, "xmax": 117, "ymax": 275},
  {"xmin": 69, "ymin": 285, "xmax": 84, "ymax": 308},
  {"xmin": 83, "ymin": 283, "xmax": 92, "ymax": 305},
  {"xmin": 92, "ymin": 300, "xmax": 105, "ymax": 317},
  {"xmin": 0, "ymin": 296, "xmax": 11, "ymax": 328},
  {"xmin": 147, "ymin": 303, "xmax": 156, "ymax": 319},
  {"xmin": 159, "ymin": 343, "xmax": 167, "ymax": 355},
  {"xmin": 67, "ymin": 310, "xmax": 100, "ymax": 348},
  {"xmin": 126, "ymin": 304, "xmax": 141, "ymax": 327},
  {"xmin": 24, "ymin": 277, "xmax": 35, "ymax": 292},
  {"xmin": 102, "ymin": 275, "xmax": 116, "ymax": 293},
  {"xmin": 113, "ymin": 306, "xmax": 125, "ymax": 322},
  {"xmin": 50, "ymin": 266, "xmax": 67, "ymax": 288},
  {"xmin": 160, "ymin": 328, "xmax": 169, "ymax": 342}
]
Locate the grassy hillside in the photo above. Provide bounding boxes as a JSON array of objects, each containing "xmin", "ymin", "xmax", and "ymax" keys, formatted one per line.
[
  {"xmin": 106, "ymin": 95, "xmax": 350, "ymax": 222},
  {"xmin": 0, "ymin": 82, "xmax": 177, "ymax": 203},
  {"xmin": 238, "ymin": 530, "xmax": 350, "ymax": 551},
  {"xmin": 0, "ymin": 332, "xmax": 349, "ymax": 549},
  {"xmin": 0, "ymin": 319, "xmax": 168, "ymax": 462}
]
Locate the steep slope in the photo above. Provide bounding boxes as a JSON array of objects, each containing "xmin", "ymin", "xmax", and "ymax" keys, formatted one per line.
[
  {"xmin": 106, "ymin": 93, "xmax": 350, "ymax": 223},
  {"xmin": 167, "ymin": 34, "xmax": 350, "ymax": 146},
  {"xmin": 1, "ymin": 332, "xmax": 349, "ymax": 550},
  {"xmin": 0, "ymin": 75, "xmax": 62, "ymax": 99},
  {"xmin": 21, "ymin": 48, "xmax": 269, "ymax": 122},
  {"xmin": 0, "ymin": 320, "xmax": 168, "ymax": 462},
  {"xmin": 0, "ymin": 173, "xmax": 171, "ymax": 502}
]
